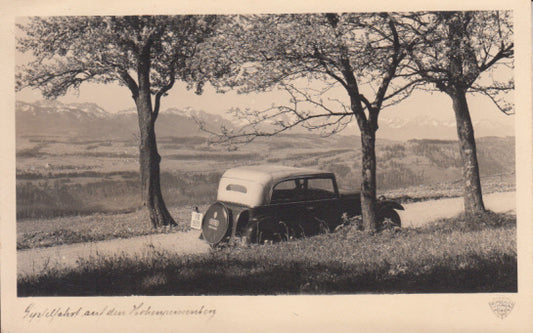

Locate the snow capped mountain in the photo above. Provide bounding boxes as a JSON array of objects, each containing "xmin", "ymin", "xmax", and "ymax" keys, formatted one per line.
[
  {"xmin": 116, "ymin": 107, "xmax": 137, "ymax": 115},
  {"xmin": 370, "ymin": 115, "xmax": 512, "ymax": 141},
  {"xmin": 115, "ymin": 106, "xmax": 232, "ymax": 124},
  {"xmin": 19, "ymin": 100, "xmax": 109, "ymax": 119},
  {"xmin": 73, "ymin": 102, "xmax": 108, "ymax": 117},
  {"xmin": 163, "ymin": 106, "xmax": 231, "ymax": 124},
  {"xmin": 15, "ymin": 100, "xmax": 514, "ymax": 141},
  {"xmin": 15, "ymin": 100, "xmax": 234, "ymax": 139}
]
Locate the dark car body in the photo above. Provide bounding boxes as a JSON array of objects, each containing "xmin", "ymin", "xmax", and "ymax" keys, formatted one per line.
[{"xmin": 199, "ymin": 165, "xmax": 403, "ymax": 245}]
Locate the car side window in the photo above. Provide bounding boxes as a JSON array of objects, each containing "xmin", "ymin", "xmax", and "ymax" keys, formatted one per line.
[
  {"xmin": 271, "ymin": 179, "xmax": 305, "ymax": 203},
  {"xmin": 306, "ymin": 178, "xmax": 336, "ymax": 200}
]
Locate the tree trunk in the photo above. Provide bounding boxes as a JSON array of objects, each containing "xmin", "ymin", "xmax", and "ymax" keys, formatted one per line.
[
  {"xmin": 450, "ymin": 89, "xmax": 485, "ymax": 214},
  {"xmin": 342, "ymin": 63, "xmax": 379, "ymax": 233},
  {"xmin": 360, "ymin": 127, "xmax": 377, "ymax": 232},
  {"xmin": 135, "ymin": 53, "xmax": 177, "ymax": 228}
]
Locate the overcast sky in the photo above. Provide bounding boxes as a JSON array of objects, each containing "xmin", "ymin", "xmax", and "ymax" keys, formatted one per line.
[
  {"xmin": 16, "ymin": 77, "xmax": 515, "ymax": 128},
  {"xmin": 14, "ymin": 16, "xmax": 515, "ymax": 128}
]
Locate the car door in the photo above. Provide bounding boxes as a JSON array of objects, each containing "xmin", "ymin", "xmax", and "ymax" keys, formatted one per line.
[
  {"xmin": 301, "ymin": 177, "xmax": 343, "ymax": 231},
  {"xmin": 269, "ymin": 178, "xmax": 308, "ymax": 237}
]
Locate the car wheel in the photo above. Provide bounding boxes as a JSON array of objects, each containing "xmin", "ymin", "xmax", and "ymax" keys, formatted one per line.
[
  {"xmin": 242, "ymin": 221, "xmax": 259, "ymax": 245},
  {"xmin": 242, "ymin": 216, "xmax": 286, "ymax": 244},
  {"xmin": 377, "ymin": 209, "xmax": 401, "ymax": 231},
  {"xmin": 278, "ymin": 221, "xmax": 290, "ymax": 241},
  {"xmin": 314, "ymin": 216, "xmax": 330, "ymax": 234}
]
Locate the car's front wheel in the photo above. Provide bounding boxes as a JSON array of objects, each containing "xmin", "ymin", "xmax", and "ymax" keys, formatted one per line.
[{"xmin": 377, "ymin": 209, "xmax": 402, "ymax": 231}]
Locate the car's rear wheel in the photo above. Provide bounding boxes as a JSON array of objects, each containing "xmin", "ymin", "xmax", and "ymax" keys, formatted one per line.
[
  {"xmin": 241, "ymin": 221, "xmax": 259, "ymax": 245},
  {"xmin": 242, "ymin": 216, "xmax": 286, "ymax": 245}
]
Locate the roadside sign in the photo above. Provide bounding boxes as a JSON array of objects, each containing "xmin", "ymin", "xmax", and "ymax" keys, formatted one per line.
[{"xmin": 191, "ymin": 211, "xmax": 203, "ymax": 230}]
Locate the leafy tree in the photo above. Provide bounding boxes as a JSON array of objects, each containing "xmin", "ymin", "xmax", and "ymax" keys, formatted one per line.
[
  {"xmin": 402, "ymin": 11, "xmax": 513, "ymax": 214},
  {"xmin": 201, "ymin": 13, "xmax": 420, "ymax": 232},
  {"xmin": 16, "ymin": 15, "xmax": 221, "ymax": 228}
]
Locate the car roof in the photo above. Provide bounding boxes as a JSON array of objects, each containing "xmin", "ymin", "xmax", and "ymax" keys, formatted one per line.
[{"xmin": 221, "ymin": 164, "xmax": 334, "ymax": 186}]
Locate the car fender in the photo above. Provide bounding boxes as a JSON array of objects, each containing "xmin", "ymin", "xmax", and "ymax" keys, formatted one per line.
[
  {"xmin": 213, "ymin": 204, "xmax": 251, "ymax": 243},
  {"xmin": 377, "ymin": 200, "xmax": 404, "ymax": 213}
]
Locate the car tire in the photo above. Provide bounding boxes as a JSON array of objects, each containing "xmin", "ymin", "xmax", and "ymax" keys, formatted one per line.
[
  {"xmin": 242, "ymin": 216, "xmax": 286, "ymax": 245},
  {"xmin": 242, "ymin": 221, "xmax": 259, "ymax": 245},
  {"xmin": 377, "ymin": 209, "xmax": 401, "ymax": 231}
]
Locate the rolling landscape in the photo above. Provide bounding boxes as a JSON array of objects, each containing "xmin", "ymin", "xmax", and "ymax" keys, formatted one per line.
[
  {"xmin": 16, "ymin": 100, "xmax": 515, "ymax": 222},
  {"xmin": 16, "ymin": 99, "xmax": 517, "ymax": 295}
]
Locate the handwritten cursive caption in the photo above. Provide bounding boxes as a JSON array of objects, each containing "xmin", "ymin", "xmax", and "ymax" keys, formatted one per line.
[{"xmin": 23, "ymin": 302, "xmax": 217, "ymax": 322}]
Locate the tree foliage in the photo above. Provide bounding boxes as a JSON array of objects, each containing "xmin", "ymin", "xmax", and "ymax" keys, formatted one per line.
[
  {"xmin": 201, "ymin": 13, "xmax": 421, "ymax": 143},
  {"xmin": 16, "ymin": 15, "xmax": 222, "ymax": 114},
  {"xmin": 403, "ymin": 11, "xmax": 514, "ymax": 112},
  {"xmin": 16, "ymin": 15, "xmax": 225, "ymax": 228}
]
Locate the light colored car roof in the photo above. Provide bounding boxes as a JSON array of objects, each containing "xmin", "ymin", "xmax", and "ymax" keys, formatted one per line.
[
  {"xmin": 217, "ymin": 164, "xmax": 335, "ymax": 207},
  {"xmin": 221, "ymin": 164, "xmax": 333, "ymax": 186}
]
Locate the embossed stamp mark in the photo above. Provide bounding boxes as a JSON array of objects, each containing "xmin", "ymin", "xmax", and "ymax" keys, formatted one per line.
[{"xmin": 489, "ymin": 297, "xmax": 515, "ymax": 319}]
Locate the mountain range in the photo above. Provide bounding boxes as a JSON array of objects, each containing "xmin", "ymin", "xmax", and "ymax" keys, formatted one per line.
[
  {"xmin": 16, "ymin": 100, "xmax": 233, "ymax": 140},
  {"xmin": 15, "ymin": 100, "xmax": 514, "ymax": 141}
]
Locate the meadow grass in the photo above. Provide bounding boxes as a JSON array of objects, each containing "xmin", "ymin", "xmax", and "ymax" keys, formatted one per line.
[
  {"xmin": 18, "ymin": 212, "xmax": 516, "ymax": 296},
  {"xmin": 17, "ymin": 205, "xmax": 207, "ymax": 250},
  {"xmin": 16, "ymin": 135, "xmax": 515, "ymax": 253},
  {"xmin": 16, "ymin": 135, "xmax": 515, "ymax": 221},
  {"xmin": 16, "ymin": 171, "xmax": 219, "ymax": 220}
]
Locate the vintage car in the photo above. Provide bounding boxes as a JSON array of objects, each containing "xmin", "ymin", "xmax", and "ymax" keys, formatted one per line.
[{"xmin": 197, "ymin": 164, "xmax": 404, "ymax": 246}]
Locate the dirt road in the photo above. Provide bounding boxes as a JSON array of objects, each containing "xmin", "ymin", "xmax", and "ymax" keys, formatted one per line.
[
  {"xmin": 399, "ymin": 191, "xmax": 516, "ymax": 228},
  {"xmin": 18, "ymin": 191, "xmax": 515, "ymax": 276},
  {"xmin": 18, "ymin": 230, "xmax": 209, "ymax": 276}
]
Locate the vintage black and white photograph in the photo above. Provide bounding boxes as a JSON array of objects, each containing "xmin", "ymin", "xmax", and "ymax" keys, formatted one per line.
[{"xmin": 1, "ymin": 0, "xmax": 532, "ymax": 332}]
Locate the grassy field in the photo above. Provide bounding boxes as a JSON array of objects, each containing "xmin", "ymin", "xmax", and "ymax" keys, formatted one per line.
[
  {"xmin": 16, "ymin": 135, "xmax": 515, "ymax": 221},
  {"xmin": 17, "ymin": 176, "xmax": 514, "ymax": 251},
  {"xmin": 16, "ymin": 134, "xmax": 515, "ymax": 250},
  {"xmin": 16, "ymin": 205, "xmax": 209, "ymax": 250},
  {"xmin": 18, "ymin": 211, "xmax": 516, "ymax": 296}
]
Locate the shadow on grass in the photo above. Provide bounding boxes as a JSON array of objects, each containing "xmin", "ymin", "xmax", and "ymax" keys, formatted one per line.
[
  {"xmin": 18, "ymin": 212, "xmax": 517, "ymax": 296},
  {"xmin": 18, "ymin": 253, "xmax": 516, "ymax": 296}
]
